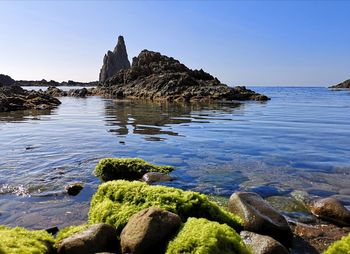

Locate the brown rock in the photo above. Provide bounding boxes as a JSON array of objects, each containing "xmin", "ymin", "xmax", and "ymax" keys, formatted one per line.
[
  {"xmin": 120, "ymin": 207, "xmax": 181, "ymax": 254},
  {"xmin": 57, "ymin": 223, "xmax": 119, "ymax": 254},
  {"xmin": 240, "ymin": 231, "xmax": 289, "ymax": 254},
  {"xmin": 228, "ymin": 192, "xmax": 292, "ymax": 247},
  {"xmin": 141, "ymin": 172, "xmax": 172, "ymax": 184},
  {"xmin": 309, "ymin": 197, "xmax": 350, "ymax": 226}
]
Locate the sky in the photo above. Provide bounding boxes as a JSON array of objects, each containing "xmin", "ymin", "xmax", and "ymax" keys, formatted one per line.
[{"xmin": 0, "ymin": 1, "xmax": 349, "ymax": 86}]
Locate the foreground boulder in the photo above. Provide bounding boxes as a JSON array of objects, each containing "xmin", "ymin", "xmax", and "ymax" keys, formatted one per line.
[
  {"xmin": 88, "ymin": 180, "xmax": 243, "ymax": 233},
  {"xmin": 308, "ymin": 197, "xmax": 350, "ymax": 227},
  {"xmin": 121, "ymin": 208, "xmax": 181, "ymax": 254},
  {"xmin": 94, "ymin": 158, "xmax": 174, "ymax": 181},
  {"xmin": 0, "ymin": 225, "xmax": 54, "ymax": 254},
  {"xmin": 97, "ymin": 49, "xmax": 269, "ymax": 102},
  {"xmin": 0, "ymin": 85, "xmax": 61, "ymax": 112},
  {"xmin": 56, "ymin": 223, "xmax": 119, "ymax": 254},
  {"xmin": 329, "ymin": 79, "xmax": 350, "ymax": 89},
  {"xmin": 240, "ymin": 231, "xmax": 289, "ymax": 254},
  {"xmin": 99, "ymin": 35, "xmax": 131, "ymax": 83},
  {"xmin": 228, "ymin": 192, "xmax": 292, "ymax": 247},
  {"xmin": 165, "ymin": 217, "xmax": 250, "ymax": 254}
]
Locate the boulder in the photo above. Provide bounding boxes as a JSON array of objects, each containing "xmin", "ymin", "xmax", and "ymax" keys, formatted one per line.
[
  {"xmin": 56, "ymin": 223, "xmax": 119, "ymax": 254},
  {"xmin": 65, "ymin": 183, "xmax": 84, "ymax": 196},
  {"xmin": 308, "ymin": 197, "xmax": 350, "ymax": 226},
  {"xmin": 240, "ymin": 231, "xmax": 289, "ymax": 254},
  {"xmin": 228, "ymin": 192, "xmax": 292, "ymax": 247},
  {"xmin": 141, "ymin": 172, "xmax": 173, "ymax": 184},
  {"xmin": 0, "ymin": 74, "xmax": 15, "ymax": 86},
  {"xmin": 99, "ymin": 35, "xmax": 131, "ymax": 83},
  {"xmin": 120, "ymin": 207, "xmax": 181, "ymax": 254}
]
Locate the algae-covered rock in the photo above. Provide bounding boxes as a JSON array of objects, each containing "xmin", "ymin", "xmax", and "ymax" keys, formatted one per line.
[
  {"xmin": 88, "ymin": 180, "xmax": 243, "ymax": 233},
  {"xmin": 94, "ymin": 158, "xmax": 174, "ymax": 181},
  {"xmin": 0, "ymin": 225, "xmax": 54, "ymax": 254},
  {"xmin": 165, "ymin": 218, "xmax": 250, "ymax": 254},
  {"xmin": 323, "ymin": 233, "xmax": 350, "ymax": 254}
]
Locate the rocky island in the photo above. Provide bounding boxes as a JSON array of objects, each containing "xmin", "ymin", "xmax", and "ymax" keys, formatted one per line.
[
  {"xmin": 329, "ymin": 79, "xmax": 350, "ymax": 89},
  {"xmin": 96, "ymin": 36, "xmax": 269, "ymax": 102}
]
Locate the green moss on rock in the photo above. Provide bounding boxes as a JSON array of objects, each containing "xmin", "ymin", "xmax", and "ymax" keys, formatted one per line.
[
  {"xmin": 323, "ymin": 233, "xmax": 350, "ymax": 254},
  {"xmin": 166, "ymin": 218, "xmax": 250, "ymax": 254},
  {"xmin": 0, "ymin": 225, "xmax": 54, "ymax": 254},
  {"xmin": 88, "ymin": 180, "xmax": 243, "ymax": 233},
  {"xmin": 55, "ymin": 224, "xmax": 89, "ymax": 246},
  {"xmin": 94, "ymin": 158, "xmax": 174, "ymax": 181}
]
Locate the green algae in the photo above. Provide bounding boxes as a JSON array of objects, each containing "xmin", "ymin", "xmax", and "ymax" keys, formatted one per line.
[
  {"xmin": 55, "ymin": 224, "xmax": 89, "ymax": 246},
  {"xmin": 0, "ymin": 225, "xmax": 54, "ymax": 254},
  {"xmin": 88, "ymin": 180, "xmax": 243, "ymax": 233},
  {"xmin": 323, "ymin": 233, "xmax": 350, "ymax": 254},
  {"xmin": 166, "ymin": 218, "xmax": 251, "ymax": 254},
  {"xmin": 94, "ymin": 157, "xmax": 174, "ymax": 181}
]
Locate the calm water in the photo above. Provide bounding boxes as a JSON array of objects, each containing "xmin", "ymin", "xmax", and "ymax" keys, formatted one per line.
[{"xmin": 0, "ymin": 87, "xmax": 349, "ymax": 229}]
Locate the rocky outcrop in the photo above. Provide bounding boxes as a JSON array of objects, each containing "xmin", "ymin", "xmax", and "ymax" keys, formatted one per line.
[
  {"xmin": 45, "ymin": 86, "xmax": 95, "ymax": 98},
  {"xmin": 15, "ymin": 79, "xmax": 98, "ymax": 87},
  {"xmin": 330, "ymin": 79, "xmax": 350, "ymax": 89},
  {"xmin": 99, "ymin": 36, "xmax": 131, "ymax": 83},
  {"xmin": 97, "ymin": 50, "xmax": 269, "ymax": 102},
  {"xmin": 0, "ymin": 74, "xmax": 15, "ymax": 86},
  {"xmin": 0, "ymin": 85, "xmax": 61, "ymax": 112}
]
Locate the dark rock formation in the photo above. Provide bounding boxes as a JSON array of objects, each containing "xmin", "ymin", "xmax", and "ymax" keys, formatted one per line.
[
  {"xmin": 99, "ymin": 36, "xmax": 131, "ymax": 83},
  {"xmin": 228, "ymin": 192, "xmax": 292, "ymax": 247},
  {"xmin": 45, "ymin": 86, "xmax": 95, "ymax": 98},
  {"xmin": 97, "ymin": 50, "xmax": 269, "ymax": 102},
  {"xmin": 0, "ymin": 85, "xmax": 61, "ymax": 112},
  {"xmin": 120, "ymin": 207, "xmax": 181, "ymax": 254},
  {"xmin": 330, "ymin": 79, "xmax": 350, "ymax": 89},
  {"xmin": 65, "ymin": 183, "xmax": 84, "ymax": 196},
  {"xmin": 0, "ymin": 74, "xmax": 15, "ymax": 86},
  {"xmin": 15, "ymin": 79, "xmax": 98, "ymax": 87},
  {"xmin": 240, "ymin": 231, "xmax": 289, "ymax": 254},
  {"xmin": 56, "ymin": 223, "xmax": 119, "ymax": 254}
]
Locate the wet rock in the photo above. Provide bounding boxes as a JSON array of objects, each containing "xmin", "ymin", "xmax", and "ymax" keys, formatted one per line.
[
  {"xmin": 98, "ymin": 49, "xmax": 269, "ymax": 102},
  {"xmin": 266, "ymin": 196, "xmax": 308, "ymax": 213},
  {"xmin": 309, "ymin": 197, "xmax": 350, "ymax": 226},
  {"xmin": 228, "ymin": 192, "xmax": 293, "ymax": 247},
  {"xmin": 99, "ymin": 35, "xmax": 131, "ymax": 83},
  {"xmin": 248, "ymin": 185, "xmax": 291, "ymax": 198},
  {"xmin": 240, "ymin": 231, "xmax": 289, "ymax": 254},
  {"xmin": 57, "ymin": 223, "xmax": 119, "ymax": 254},
  {"xmin": 65, "ymin": 183, "xmax": 84, "ymax": 196},
  {"xmin": 67, "ymin": 88, "xmax": 88, "ymax": 97},
  {"xmin": 141, "ymin": 172, "xmax": 173, "ymax": 184},
  {"xmin": 120, "ymin": 207, "xmax": 181, "ymax": 254},
  {"xmin": 290, "ymin": 190, "xmax": 313, "ymax": 206}
]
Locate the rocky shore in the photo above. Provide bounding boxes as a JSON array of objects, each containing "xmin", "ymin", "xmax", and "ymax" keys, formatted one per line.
[
  {"xmin": 329, "ymin": 79, "xmax": 350, "ymax": 89},
  {"xmin": 1, "ymin": 158, "xmax": 349, "ymax": 254}
]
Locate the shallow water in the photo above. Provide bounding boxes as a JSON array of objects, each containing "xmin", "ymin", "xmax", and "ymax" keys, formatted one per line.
[{"xmin": 0, "ymin": 87, "xmax": 349, "ymax": 229}]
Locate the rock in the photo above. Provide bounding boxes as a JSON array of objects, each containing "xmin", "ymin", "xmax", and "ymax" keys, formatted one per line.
[
  {"xmin": 99, "ymin": 35, "xmax": 131, "ymax": 83},
  {"xmin": 290, "ymin": 190, "xmax": 313, "ymax": 206},
  {"xmin": 97, "ymin": 49, "xmax": 269, "ymax": 102},
  {"xmin": 65, "ymin": 183, "xmax": 84, "ymax": 196},
  {"xmin": 141, "ymin": 172, "xmax": 173, "ymax": 184},
  {"xmin": 0, "ymin": 85, "xmax": 61, "ymax": 112},
  {"xmin": 228, "ymin": 192, "xmax": 293, "ymax": 247},
  {"xmin": 67, "ymin": 88, "xmax": 88, "ymax": 97},
  {"xmin": 15, "ymin": 79, "xmax": 98, "ymax": 87},
  {"xmin": 330, "ymin": 79, "xmax": 350, "ymax": 89},
  {"xmin": 0, "ymin": 74, "xmax": 15, "ymax": 86},
  {"xmin": 308, "ymin": 197, "xmax": 350, "ymax": 226},
  {"xmin": 57, "ymin": 223, "xmax": 119, "ymax": 254},
  {"xmin": 240, "ymin": 231, "xmax": 289, "ymax": 254},
  {"xmin": 46, "ymin": 86, "xmax": 65, "ymax": 97},
  {"xmin": 120, "ymin": 207, "xmax": 181, "ymax": 254}
]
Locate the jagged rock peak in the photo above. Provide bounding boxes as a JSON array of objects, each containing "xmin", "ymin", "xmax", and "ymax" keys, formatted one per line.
[{"xmin": 99, "ymin": 35, "xmax": 131, "ymax": 83}]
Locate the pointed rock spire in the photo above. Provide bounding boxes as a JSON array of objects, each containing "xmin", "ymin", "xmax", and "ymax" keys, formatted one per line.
[{"xmin": 99, "ymin": 35, "xmax": 131, "ymax": 83}]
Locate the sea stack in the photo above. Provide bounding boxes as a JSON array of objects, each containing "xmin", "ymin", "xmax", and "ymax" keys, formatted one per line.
[{"xmin": 99, "ymin": 35, "xmax": 131, "ymax": 83}]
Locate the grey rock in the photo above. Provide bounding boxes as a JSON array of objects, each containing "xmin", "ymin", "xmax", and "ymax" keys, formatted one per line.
[
  {"xmin": 309, "ymin": 197, "xmax": 350, "ymax": 226},
  {"xmin": 120, "ymin": 207, "xmax": 181, "ymax": 254},
  {"xmin": 57, "ymin": 223, "xmax": 119, "ymax": 254},
  {"xmin": 99, "ymin": 35, "xmax": 131, "ymax": 83},
  {"xmin": 228, "ymin": 192, "xmax": 292, "ymax": 247},
  {"xmin": 0, "ymin": 74, "xmax": 15, "ymax": 86},
  {"xmin": 141, "ymin": 172, "xmax": 172, "ymax": 184},
  {"xmin": 240, "ymin": 231, "xmax": 289, "ymax": 254}
]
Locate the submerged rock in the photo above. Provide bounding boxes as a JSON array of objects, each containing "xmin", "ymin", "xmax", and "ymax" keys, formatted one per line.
[
  {"xmin": 329, "ymin": 79, "xmax": 350, "ymax": 89},
  {"xmin": 120, "ymin": 207, "xmax": 181, "ymax": 254},
  {"xmin": 65, "ymin": 183, "xmax": 84, "ymax": 196},
  {"xmin": 56, "ymin": 223, "xmax": 119, "ymax": 254},
  {"xmin": 228, "ymin": 192, "xmax": 293, "ymax": 247},
  {"xmin": 0, "ymin": 85, "xmax": 61, "ymax": 112},
  {"xmin": 141, "ymin": 172, "xmax": 173, "ymax": 184},
  {"xmin": 165, "ymin": 217, "xmax": 250, "ymax": 254},
  {"xmin": 240, "ymin": 231, "xmax": 289, "ymax": 254},
  {"xmin": 97, "ymin": 49, "xmax": 269, "ymax": 102},
  {"xmin": 99, "ymin": 35, "xmax": 131, "ymax": 83}
]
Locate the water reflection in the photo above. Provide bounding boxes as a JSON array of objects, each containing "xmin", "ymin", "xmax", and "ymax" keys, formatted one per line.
[{"xmin": 0, "ymin": 109, "xmax": 54, "ymax": 123}]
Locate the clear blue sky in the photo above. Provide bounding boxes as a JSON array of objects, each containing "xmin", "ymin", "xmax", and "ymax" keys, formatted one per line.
[{"xmin": 0, "ymin": 1, "xmax": 349, "ymax": 86}]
